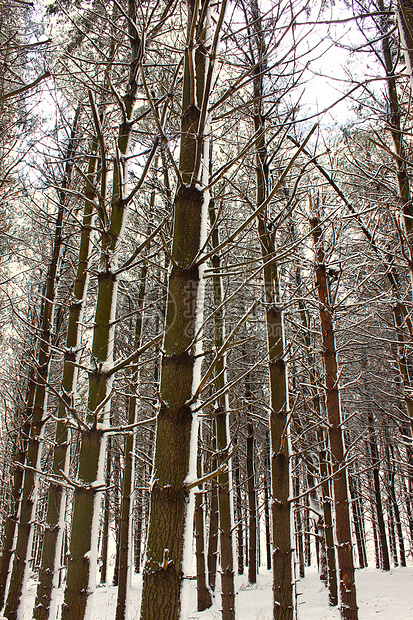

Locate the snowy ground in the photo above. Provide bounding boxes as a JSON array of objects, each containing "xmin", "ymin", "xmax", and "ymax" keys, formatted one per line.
[{"xmin": 19, "ymin": 566, "xmax": 412, "ymax": 619}]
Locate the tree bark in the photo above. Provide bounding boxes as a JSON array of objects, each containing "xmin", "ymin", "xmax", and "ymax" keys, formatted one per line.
[
  {"xmin": 310, "ymin": 211, "xmax": 358, "ymax": 620},
  {"xmin": 115, "ymin": 261, "xmax": 148, "ymax": 619},
  {"xmin": 62, "ymin": 5, "xmax": 145, "ymax": 615},
  {"xmin": 33, "ymin": 128, "xmax": 97, "ymax": 620},
  {"xmin": 140, "ymin": 2, "xmax": 225, "ymax": 617},
  {"xmin": 4, "ymin": 107, "xmax": 80, "ymax": 620},
  {"xmin": 194, "ymin": 425, "xmax": 212, "ymax": 612},
  {"xmin": 209, "ymin": 199, "xmax": 235, "ymax": 619}
]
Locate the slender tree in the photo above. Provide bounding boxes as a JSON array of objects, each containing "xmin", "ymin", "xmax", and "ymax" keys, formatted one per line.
[
  {"xmin": 61, "ymin": 1, "xmax": 157, "ymax": 615},
  {"xmin": 4, "ymin": 107, "xmax": 80, "ymax": 620},
  {"xmin": 310, "ymin": 200, "xmax": 359, "ymax": 620},
  {"xmin": 140, "ymin": 1, "xmax": 227, "ymax": 617}
]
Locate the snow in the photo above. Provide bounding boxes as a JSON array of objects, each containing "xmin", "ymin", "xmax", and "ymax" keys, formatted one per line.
[{"xmin": 19, "ymin": 566, "xmax": 413, "ymax": 619}]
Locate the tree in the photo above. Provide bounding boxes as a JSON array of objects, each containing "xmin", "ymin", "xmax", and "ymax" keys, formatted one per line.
[
  {"xmin": 4, "ymin": 107, "xmax": 80, "ymax": 620},
  {"xmin": 140, "ymin": 0, "xmax": 223, "ymax": 615},
  {"xmin": 310, "ymin": 199, "xmax": 359, "ymax": 620}
]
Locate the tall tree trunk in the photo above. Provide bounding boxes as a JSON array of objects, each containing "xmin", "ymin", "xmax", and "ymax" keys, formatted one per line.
[
  {"xmin": 100, "ymin": 442, "xmax": 112, "ymax": 586},
  {"xmin": 209, "ymin": 199, "xmax": 235, "ymax": 619},
  {"xmin": 4, "ymin": 107, "xmax": 80, "ymax": 620},
  {"xmin": 349, "ymin": 475, "xmax": 368, "ymax": 570},
  {"xmin": 367, "ymin": 411, "xmax": 390, "ymax": 571},
  {"xmin": 367, "ymin": 466, "xmax": 381, "ymax": 569},
  {"xmin": 207, "ymin": 448, "xmax": 219, "ymax": 591},
  {"xmin": 0, "ymin": 374, "xmax": 34, "ymax": 609},
  {"xmin": 62, "ymin": 6, "xmax": 146, "ymax": 616},
  {"xmin": 194, "ymin": 425, "xmax": 212, "ymax": 612},
  {"xmin": 245, "ymin": 393, "xmax": 257, "ymax": 584},
  {"xmin": 310, "ymin": 210, "xmax": 358, "ymax": 620},
  {"xmin": 294, "ymin": 476, "xmax": 305, "ymax": 580},
  {"xmin": 233, "ymin": 441, "xmax": 245, "ymax": 576},
  {"xmin": 318, "ymin": 426, "xmax": 339, "ymax": 606},
  {"xmin": 294, "ymin": 247, "xmax": 337, "ymax": 603},
  {"xmin": 115, "ymin": 259, "xmax": 149, "ymax": 620},
  {"xmin": 263, "ymin": 436, "xmax": 272, "ymax": 571},
  {"xmin": 386, "ymin": 442, "xmax": 406, "ymax": 567},
  {"xmin": 140, "ymin": 2, "xmax": 226, "ymax": 616},
  {"xmin": 250, "ymin": 2, "xmax": 293, "ymax": 613},
  {"xmin": 33, "ymin": 128, "xmax": 97, "ymax": 620},
  {"xmin": 387, "ymin": 498, "xmax": 398, "ymax": 567}
]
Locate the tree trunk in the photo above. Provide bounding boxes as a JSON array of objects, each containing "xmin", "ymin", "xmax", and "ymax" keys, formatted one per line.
[
  {"xmin": 367, "ymin": 411, "xmax": 390, "ymax": 571},
  {"xmin": 207, "ymin": 452, "xmax": 219, "ymax": 591},
  {"xmin": 194, "ymin": 425, "xmax": 212, "ymax": 612},
  {"xmin": 0, "ymin": 391, "xmax": 33, "ymax": 609},
  {"xmin": 263, "ymin": 437, "xmax": 272, "ymax": 571},
  {"xmin": 62, "ymin": 6, "xmax": 145, "ymax": 615},
  {"xmin": 100, "ymin": 442, "xmax": 112, "ymax": 586},
  {"xmin": 318, "ymin": 427, "xmax": 339, "ymax": 606},
  {"xmin": 386, "ymin": 442, "xmax": 406, "ymax": 567},
  {"xmin": 140, "ymin": 3, "xmax": 224, "ymax": 616},
  {"xmin": 245, "ymin": 397, "xmax": 257, "ymax": 584},
  {"xmin": 367, "ymin": 466, "xmax": 381, "ymax": 569},
  {"xmin": 209, "ymin": 199, "xmax": 235, "ymax": 619},
  {"xmin": 233, "ymin": 441, "xmax": 245, "ymax": 576},
  {"xmin": 116, "ymin": 261, "xmax": 148, "ymax": 620},
  {"xmin": 4, "ymin": 107, "xmax": 80, "ymax": 620},
  {"xmin": 250, "ymin": 1, "xmax": 293, "ymax": 612},
  {"xmin": 349, "ymin": 476, "xmax": 368, "ymax": 570},
  {"xmin": 310, "ymin": 211, "xmax": 358, "ymax": 620},
  {"xmin": 294, "ymin": 476, "xmax": 305, "ymax": 580},
  {"xmin": 33, "ymin": 127, "xmax": 97, "ymax": 620}
]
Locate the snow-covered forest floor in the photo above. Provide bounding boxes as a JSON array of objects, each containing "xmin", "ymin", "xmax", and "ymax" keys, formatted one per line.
[{"xmin": 19, "ymin": 567, "xmax": 413, "ymax": 619}]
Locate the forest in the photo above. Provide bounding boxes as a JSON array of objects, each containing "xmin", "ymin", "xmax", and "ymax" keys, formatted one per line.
[{"xmin": 0, "ymin": 0, "xmax": 413, "ymax": 619}]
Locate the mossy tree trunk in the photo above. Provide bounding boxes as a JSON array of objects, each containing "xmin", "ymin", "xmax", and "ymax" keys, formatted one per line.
[
  {"xmin": 61, "ymin": 4, "xmax": 147, "ymax": 616},
  {"xmin": 140, "ymin": 1, "xmax": 226, "ymax": 617}
]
